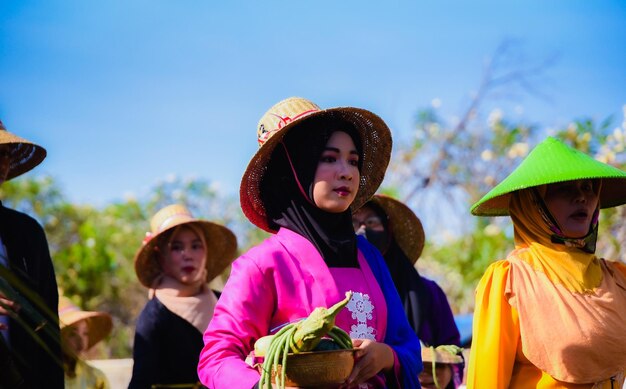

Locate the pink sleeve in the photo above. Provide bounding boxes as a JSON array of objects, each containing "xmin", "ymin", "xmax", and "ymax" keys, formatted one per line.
[{"xmin": 197, "ymin": 251, "xmax": 276, "ymax": 389}]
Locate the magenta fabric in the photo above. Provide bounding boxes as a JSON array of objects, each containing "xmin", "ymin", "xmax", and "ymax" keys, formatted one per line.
[
  {"xmin": 330, "ymin": 262, "xmax": 388, "ymax": 388},
  {"xmin": 197, "ymin": 228, "xmax": 413, "ymax": 388}
]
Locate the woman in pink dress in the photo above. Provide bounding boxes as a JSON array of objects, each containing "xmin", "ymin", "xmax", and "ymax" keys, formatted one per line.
[{"xmin": 198, "ymin": 97, "xmax": 422, "ymax": 388}]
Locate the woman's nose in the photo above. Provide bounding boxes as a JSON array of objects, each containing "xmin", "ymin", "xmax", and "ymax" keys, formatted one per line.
[
  {"xmin": 338, "ymin": 162, "xmax": 353, "ymax": 180},
  {"xmin": 572, "ymin": 186, "xmax": 586, "ymax": 202}
]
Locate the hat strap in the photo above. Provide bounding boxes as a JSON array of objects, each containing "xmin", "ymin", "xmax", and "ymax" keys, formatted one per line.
[
  {"xmin": 532, "ymin": 188, "xmax": 598, "ymax": 254},
  {"xmin": 280, "ymin": 140, "xmax": 315, "ymax": 206}
]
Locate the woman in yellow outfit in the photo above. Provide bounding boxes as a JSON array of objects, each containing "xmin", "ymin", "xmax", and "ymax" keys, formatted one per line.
[{"xmin": 467, "ymin": 137, "xmax": 626, "ymax": 389}]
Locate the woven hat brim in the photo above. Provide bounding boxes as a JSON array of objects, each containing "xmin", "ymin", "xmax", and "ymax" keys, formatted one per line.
[
  {"xmin": 60, "ymin": 311, "xmax": 113, "ymax": 349},
  {"xmin": 370, "ymin": 195, "xmax": 425, "ymax": 264},
  {"xmin": 421, "ymin": 347, "xmax": 464, "ymax": 364},
  {"xmin": 471, "ymin": 137, "xmax": 626, "ymax": 216},
  {"xmin": 240, "ymin": 107, "xmax": 392, "ymax": 233},
  {"xmin": 0, "ymin": 131, "xmax": 46, "ymax": 180},
  {"xmin": 134, "ymin": 220, "xmax": 238, "ymax": 288}
]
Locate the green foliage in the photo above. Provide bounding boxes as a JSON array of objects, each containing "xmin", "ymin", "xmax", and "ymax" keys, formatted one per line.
[{"xmin": 0, "ymin": 174, "xmax": 262, "ymax": 358}]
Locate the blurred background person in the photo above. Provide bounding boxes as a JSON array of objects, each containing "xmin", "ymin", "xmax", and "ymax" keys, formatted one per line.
[
  {"xmin": 59, "ymin": 294, "xmax": 113, "ymax": 389},
  {"xmin": 353, "ymin": 194, "xmax": 462, "ymax": 388}
]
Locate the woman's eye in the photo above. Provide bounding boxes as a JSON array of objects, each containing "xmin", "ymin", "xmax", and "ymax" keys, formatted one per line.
[
  {"xmin": 170, "ymin": 244, "xmax": 183, "ymax": 252},
  {"xmin": 349, "ymin": 159, "xmax": 359, "ymax": 166},
  {"xmin": 192, "ymin": 243, "xmax": 203, "ymax": 250},
  {"xmin": 320, "ymin": 155, "xmax": 336, "ymax": 163},
  {"xmin": 581, "ymin": 181, "xmax": 594, "ymax": 191}
]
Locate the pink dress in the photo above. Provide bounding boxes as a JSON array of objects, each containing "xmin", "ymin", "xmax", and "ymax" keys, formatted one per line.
[
  {"xmin": 331, "ymin": 256, "xmax": 389, "ymax": 388},
  {"xmin": 198, "ymin": 228, "xmax": 413, "ymax": 389}
]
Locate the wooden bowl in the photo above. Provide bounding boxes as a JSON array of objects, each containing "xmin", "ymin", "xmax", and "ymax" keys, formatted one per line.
[{"xmin": 258, "ymin": 349, "xmax": 356, "ymax": 388}]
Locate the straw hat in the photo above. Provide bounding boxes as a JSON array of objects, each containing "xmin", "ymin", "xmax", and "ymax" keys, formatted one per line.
[
  {"xmin": 471, "ymin": 137, "xmax": 626, "ymax": 216},
  {"xmin": 368, "ymin": 194, "xmax": 425, "ymax": 264},
  {"xmin": 0, "ymin": 120, "xmax": 47, "ymax": 180},
  {"xmin": 58, "ymin": 296, "xmax": 113, "ymax": 350},
  {"xmin": 421, "ymin": 345, "xmax": 464, "ymax": 365},
  {"xmin": 134, "ymin": 204, "xmax": 238, "ymax": 288},
  {"xmin": 240, "ymin": 97, "xmax": 393, "ymax": 233}
]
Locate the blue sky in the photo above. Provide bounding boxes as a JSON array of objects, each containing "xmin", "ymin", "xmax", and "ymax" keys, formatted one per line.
[{"xmin": 1, "ymin": 0, "xmax": 625, "ymax": 206}]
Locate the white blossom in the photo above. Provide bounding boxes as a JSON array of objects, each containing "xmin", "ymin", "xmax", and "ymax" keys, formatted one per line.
[
  {"xmin": 507, "ymin": 142, "xmax": 529, "ymax": 159},
  {"xmin": 484, "ymin": 224, "xmax": 501, "ymax": 236},
  {"xmin": 481, "ymin": 149, "xmax": 494, "ymax": 161},
  {"xmin": 488, "ymin": 109, "xmax": 503, "ymax": 128},
  {"xmin": 483, "ymin": 175, "xmax": 496, "ymax": 186}
]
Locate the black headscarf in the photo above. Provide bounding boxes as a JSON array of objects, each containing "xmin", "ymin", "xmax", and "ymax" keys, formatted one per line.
[
  {"xmin": 359, "ymin": 201, "xmax": 428, "ymax": 333},
  {"xmin": 260, "ymin": 115, "xmax": 363, "ymax": 268}
]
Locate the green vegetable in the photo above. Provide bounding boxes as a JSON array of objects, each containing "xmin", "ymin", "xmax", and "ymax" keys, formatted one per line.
[{"xmin": 256, "ymin": 291, "xmax": 354, "ymax": 389}]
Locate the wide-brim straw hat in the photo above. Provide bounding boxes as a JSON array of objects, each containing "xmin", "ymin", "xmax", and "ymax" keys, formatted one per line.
[
  {"xmin": 421, "ymin": 346, "xmax": 464, "ymax": 365},
  {"xmin": 58, "ymin": 296, "xmax": 113, "ymax": 350},
  {"xmin": 0, "ymin": 120, "xmax": 47, "ymax": 180},
  {"xmin": 369, "ymin": 194, "xmax": 425, "ymax": 264},
  {"xmin": 134, "ymin": 204, "xmax": 238, "ymax": 288},
  {"xmin": 240, "ymin": 97, "xmax": 393, "ymax": 233},
  {"xmin": 471, "ymin": 136, "xmax": 626, "ymax": 216}
]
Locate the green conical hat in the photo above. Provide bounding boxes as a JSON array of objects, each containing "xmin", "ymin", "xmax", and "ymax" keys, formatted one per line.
[{"xmin": 471, "ymin": 137, "xmax": 626, "ymax": 216}]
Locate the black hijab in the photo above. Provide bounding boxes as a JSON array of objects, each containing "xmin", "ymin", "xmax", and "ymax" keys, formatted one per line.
[
  {"xmin": 260, "ymin": 115, "xmax": 362, "ymax": 268},
  {"xmin": 360, "ymin": 201, "xmax": 428, "ymax": 334}
]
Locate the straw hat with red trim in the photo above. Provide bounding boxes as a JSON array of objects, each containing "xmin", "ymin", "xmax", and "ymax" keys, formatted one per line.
[
  {"xmin": 368, "ymin": 194, "xmax": 425, "ymax": 265},
  {"xmin": 240, "ymin": 97, "xmax": 393, "ymax": 233},
  {"xmin": 58, "ymin": 296, "xmax": 113, "ymax": 350},
  {"xmin": 0, "ymin": 120, "xmax": 47, "ymax": 180},
  {"xmin": 134, "ymin": 204, "xmax": 238, "ymax": 288}
]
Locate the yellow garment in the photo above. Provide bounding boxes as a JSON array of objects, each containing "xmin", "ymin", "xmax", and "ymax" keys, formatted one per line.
[{"xmin": 65, "ymin": 359, "xmax": 110, "ymax": 389}]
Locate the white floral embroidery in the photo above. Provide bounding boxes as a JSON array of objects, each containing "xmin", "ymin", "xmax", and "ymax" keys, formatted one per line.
[
  {"xmin": 346, "ymin": 292, "xmax": 376, "ymax": 340},
  {"xmin": 347, "ymin": 292, "xmax": 374, "ymax": 322},
  {"xmin": 350, "ymin": 323, "xmax": 375, "ymax": 340}
]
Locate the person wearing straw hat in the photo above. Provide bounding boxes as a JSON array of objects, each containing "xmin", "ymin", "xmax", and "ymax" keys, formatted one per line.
[
  {"xmin": 59, "ymin": 295, "xmax": 112, "ymax": 389},
  {"xmin": 466, "ymin": 137, "xmax": 626, "ymax": 388},
  {"xmin": 198, "ymin": 97, "xmax": 422, "ymax": 388},
  {"xmin": 129, "ymin": 204, "xmax": 237, "ymax": 389},
  {"xmin": 0, "ymin": 119, "xmax": 64, "ymax": 388},
  {"xmin": 353, "ymin": 194, "xmax": 463, "ymax": 389}
]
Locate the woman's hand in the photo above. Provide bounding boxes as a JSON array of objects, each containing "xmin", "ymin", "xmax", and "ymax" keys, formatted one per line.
[
  {"xmin": 419, "ymin": 363, "xmax": 453, "ymax": 389},
  {"xmin": 0, "ymin": 292, "xmax": 20, "ymax": 330},
  {"xmin": 342, "ymin": 339, "xmax": 394, "ymax": 387}
]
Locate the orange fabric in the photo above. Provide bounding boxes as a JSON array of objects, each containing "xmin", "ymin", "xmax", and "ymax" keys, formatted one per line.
[
  {"xmin": 508, "ymin": 253, "xmax": 626, "ymax": 383},
  {"xmin": 467, "ymin": 260, "xmax": 626, "ymax": 389},
  {"xmin": 614, "ymin": 262, "xmax": 626, "ymax": 278}
]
